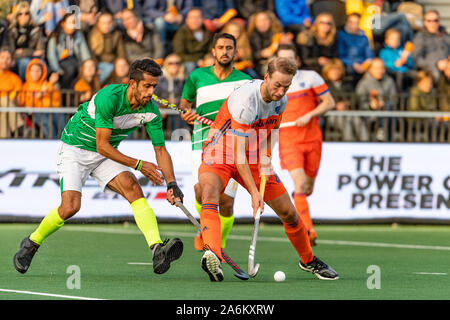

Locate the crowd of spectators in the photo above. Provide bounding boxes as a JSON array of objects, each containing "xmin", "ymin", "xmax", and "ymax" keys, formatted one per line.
[{"xmin": 0, "ymin": 0, "xmax": 449, "ymax": 140}]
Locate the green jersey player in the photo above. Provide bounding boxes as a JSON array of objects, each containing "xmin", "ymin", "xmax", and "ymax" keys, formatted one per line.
[
  {"xmin": 14, "ymin": 59, "xmax": 184, "ymax": 275},
  {"xmin": 180, "ymin": 33, "xmax": 252, "ymax": 250}
]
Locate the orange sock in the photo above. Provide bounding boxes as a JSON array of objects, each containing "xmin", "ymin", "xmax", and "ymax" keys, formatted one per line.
[
  {"xmin": 293, "ymin": 193, "xmax": 314, "ymax": 232},
  {"xmin": 200, "ymin": 203, "xmax": 224, "ymax": 262},
  {"xmin": 283, "ymin": 214, "xmax": 314, "ymax": 264}
]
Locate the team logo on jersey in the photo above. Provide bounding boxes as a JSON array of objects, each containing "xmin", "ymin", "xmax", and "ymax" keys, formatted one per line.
[
  {"xmin": 275, "ymin": 104, "xmax": 281, "ymax": 114},
  {"xmin": 300, "ymin": 82, "xmax": 305, "ymax": 88},
  {"xmin": 252, "ymin": 118, "xmax": 278, "ymax": 128}
]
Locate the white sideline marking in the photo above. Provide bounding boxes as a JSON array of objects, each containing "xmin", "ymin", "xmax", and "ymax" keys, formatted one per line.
[
  {"xmin": 61, "ymin": 226, "xmax": 450, "ymax": 251},
  {"xmin": 413, "ymin": 272, "xmax": 447, "ymax": 275},
  {"xmin": 127, "ymin": 262, "xmax": 153, "ymax": 265},
  {"xmin": 0, "ymin": 288, "xmax": 104, "ymax": 300}
]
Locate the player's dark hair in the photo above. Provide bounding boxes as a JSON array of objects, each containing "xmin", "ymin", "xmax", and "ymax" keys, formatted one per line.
[
  {"xmin": 212, "ymin": 33, "xmax": 236, "ymax": 48},
  {"xmin": 129, "ymin": 58, "xmax": 162, "ymax": 82},
  {"xmin": 276, "ymin": 44, "xmax": 298, "ymax": 58}
]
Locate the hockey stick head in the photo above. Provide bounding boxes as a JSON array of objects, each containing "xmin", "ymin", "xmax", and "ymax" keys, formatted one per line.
[
  {"xmin": 248, "ymin": 244, "xmax": 260, "ymax": 278},
  {"xmin": 221, "ymin": 249, "xmax": 250, "ymax": 281},
  {"xmin": 248, "ymin": 263, "xmax": 260, "ymax": 278},
  {"xmin": 234, "ymin": 269, "xmax": 251, "ymax": 280}
]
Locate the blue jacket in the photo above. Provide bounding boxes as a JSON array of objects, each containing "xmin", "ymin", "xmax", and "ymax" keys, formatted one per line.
[
  {"xmin": 275, "ymin": 0, "xmax": 312, "ymax": 27},
  {"xmin": 100, "ymin": 0, "xmax": 141, "ymax": 15},
  {"xmin": 379, "ymin": 45, "xmax": 414, "ymax": 73},
  {"xmin": 337, "ymin": 29, "xmax": 374, "ymax": 67},
  {"xmin": 196, "ymin": 0, "xmax": 235, "ymax": 20},
  {"xmin": 47, "ymin": 31, "xmax": 92, "ymax": 74},
  {"xmin": 141, "ymin": 0, "xmax": 194, "ymax": 19}
]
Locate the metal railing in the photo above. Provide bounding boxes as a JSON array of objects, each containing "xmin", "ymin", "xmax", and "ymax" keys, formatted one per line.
[
  {"xmin": 323, "ymin": 110, "xmax": 450, "ymax": 142},
  {"xmin": 0, "ymin": 91, "xmax": 449, "ymax": 142}
]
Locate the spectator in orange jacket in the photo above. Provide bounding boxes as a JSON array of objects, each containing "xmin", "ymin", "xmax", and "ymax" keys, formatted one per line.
[
  {"xmin": 74, "ymin": 58, "xmax": 101, "ymax": 104},
  {"xmin": 19, "ymin": 58, "xmax": 63, "ymax": 138},
  {"xmin": 19, "ymin": 58, "xmax": 60, "ymax": 108},
  {"xmin": 0, "ymin": 48, "xmax": 24, "ymax": 138}
]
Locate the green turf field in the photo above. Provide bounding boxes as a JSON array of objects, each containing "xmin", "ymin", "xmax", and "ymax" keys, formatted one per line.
[{"xmin": 1, "ymin": 223, "xmax": 449, "ymax": 300}]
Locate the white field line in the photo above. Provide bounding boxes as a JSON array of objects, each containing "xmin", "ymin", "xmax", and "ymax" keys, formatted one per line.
[
  {"xmin": 61, "ymin": 226, "xmax": 450, "ymax": 251},
  {"xmin": 5, "ymin": 224, "xmax": 450, "ymax": 233},
  {"xmin": 0, "ymin": 288, "xmax": 104, "ymax": 300},
  {"xmin": 127, "ymin": 262, "xmax": 153, "ymax": 265},
  {"xmin": 413, "ymin": 272, "xmax": 447, "ymax": 275}
]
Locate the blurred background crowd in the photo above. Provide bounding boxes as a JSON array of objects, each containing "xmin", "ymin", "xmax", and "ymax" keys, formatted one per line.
[{"xmin": 0, "ymin": 0, "xmax": 449, "ymax": 141}]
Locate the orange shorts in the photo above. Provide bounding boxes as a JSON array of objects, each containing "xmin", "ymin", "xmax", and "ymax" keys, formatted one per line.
[
  {"xmin": 198, "ymin": 162, "xmax": 287, "ymax": 202},
  {"xmin": 279, "ymin": 139, "xmax": 322, "ymax": 178}
]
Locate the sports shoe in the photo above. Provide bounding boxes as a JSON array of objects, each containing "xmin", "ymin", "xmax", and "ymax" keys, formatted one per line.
[
  {"xmin": 201, "ymin": 250, "xmax": 223, "ymax": 282},
  {"xmin": 308, "ymin": 229, "xmax": 317, "ymax": 247},
  {"xmin": 299, "ymin": 256, "xmax": 339, "ymax": 280},
  {"xmin": 152, "ymin": 238, "xmax": 183, "ymax": 274},
  {"xmin": 13, "ymin": 236, "xmax": 40, "ymax": 274}
]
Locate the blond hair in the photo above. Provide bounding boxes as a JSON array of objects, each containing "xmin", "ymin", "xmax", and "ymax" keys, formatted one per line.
[
  {"xmin": 247, "ymin": 11, "xmax": 283, "ymax": 36},
  {"xmin": 10, "ymin": 1, "xmax": 37, "ymax": 28},
  {"xmin": 267, "ymin": 57, "xmax": 297, "ymax": 76},
  {"xmin": 299, "ymin": 12, "xmax": 336, "ymax": 47}
]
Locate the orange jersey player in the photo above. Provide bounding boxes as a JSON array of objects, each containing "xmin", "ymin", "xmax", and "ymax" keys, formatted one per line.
[
  {"xmin": 276, "ymin": 45, "xmax": 336, "ymax": 246},
  {"xmin": 196, "ymin": 57, "xmax": 339, "ymax": 282}
]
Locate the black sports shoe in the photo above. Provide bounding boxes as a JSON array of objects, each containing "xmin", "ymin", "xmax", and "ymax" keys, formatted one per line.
[
  {"xmin": 13, "ymin": 236, "xmax": 40, "ymax": 274},
  {"xmin": 152, "ymin": 238, "xmax": 183, "ymax": 274},
  {"xmin": 299, "ymin": 256, "xmax": 339, "ymax": 280},
  {"xmin": 201, "ymin": 250, "xmax": 224, "ymax": 282}
]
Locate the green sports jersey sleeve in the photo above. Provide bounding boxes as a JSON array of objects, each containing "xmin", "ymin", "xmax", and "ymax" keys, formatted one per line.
[
  {"xmin": 94, "ymin": 91, "xmax": 116, "ymax": 129},
  {"xmin": 181, "ymin": 73, "xmax": 197, "ymax": 102},
  {"xmin": 145, "ymin": 105, "xmax": 165, "ymax": 146}
]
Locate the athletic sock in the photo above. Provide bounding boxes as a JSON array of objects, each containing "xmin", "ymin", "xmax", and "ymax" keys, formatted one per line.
[
  {"xmin": 219, "ymin": 213, "xmax": 234, "ymax": 249},
  {"xmin": 195, "ymin": 198, "xmax": 202, "ymax": 215},
  {"xmin": 193, "ymin": 199, "xmax": 204, "ymax": 250},
  {"xmin": 30, "ymin": 207, "xmax": 64, "ymax": 245},
  {"xmin": 293, "ymin": 193, "xmax": 314, "ymax": 232},
  {"xmin": 200, "ymin": 203, "xmax": 223, "ymax": 262},
  {"xmin": 283, "ymin": 214, "xmax": 314, "ymax": 264},
  {"xmin": 131, "ymin": 197, "xmax": 162, "ymax": 248}
]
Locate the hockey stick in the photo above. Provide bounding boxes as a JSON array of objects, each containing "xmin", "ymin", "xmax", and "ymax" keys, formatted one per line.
[
  {"xmin": 152, "ymin": 94, "xmax": 214, "ymax": 126},
  {"xmin": 279, "ymin": 121, "xmax": 296, "ymax": 128},
  {"xmin": 248, "ymin": 174, "xmax": 267, "ymax": 278},
  {"xmin": 174, "ymin": 199, "xmax": 250, "ymax": 280}
]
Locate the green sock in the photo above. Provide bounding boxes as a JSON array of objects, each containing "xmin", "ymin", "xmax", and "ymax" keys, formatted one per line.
[
  {"xmin": 131, "ymin": 198, "xmax": 162, "ymax": 248},
  {"xmin": 30, "ymin": 207, "xmax": 64, "ymax": 245},
  {"xmin": 219, "ymin": 213, "xmax": 234, "ymax": 249}
]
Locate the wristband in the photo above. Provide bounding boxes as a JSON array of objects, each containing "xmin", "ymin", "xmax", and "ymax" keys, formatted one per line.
[
  {"xmin": 167, "ymin": 181, "xmax": 178, "ymax": 189},
  {"xmin": 167, "ymin": 181, "xmax": 184, "ymax": 203},
  {"xmin": 135, "ymin": 159, "xmax": 143, "ymax": 171}
]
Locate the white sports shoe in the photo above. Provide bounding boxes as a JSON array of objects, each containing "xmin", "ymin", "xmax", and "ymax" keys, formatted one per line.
[{"xmin": 201, "ymin": 250, "xmax": 224, "ymax": 282}]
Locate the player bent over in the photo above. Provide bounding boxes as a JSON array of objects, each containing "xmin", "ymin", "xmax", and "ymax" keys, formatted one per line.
[
  {"xmin": 179, "ymin": 33, "xmax": 252, "ymax": 251},
  {"xmin": 14, "ymin": 59, "xmax": 184, "ymax": 275},
  {"xmin": 197, "ymin": 57, "xmax": 339, "ymax": 281},
  {"xmin": 276, "ymin": 44, "xmax": 336, "ymax": 246}
]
